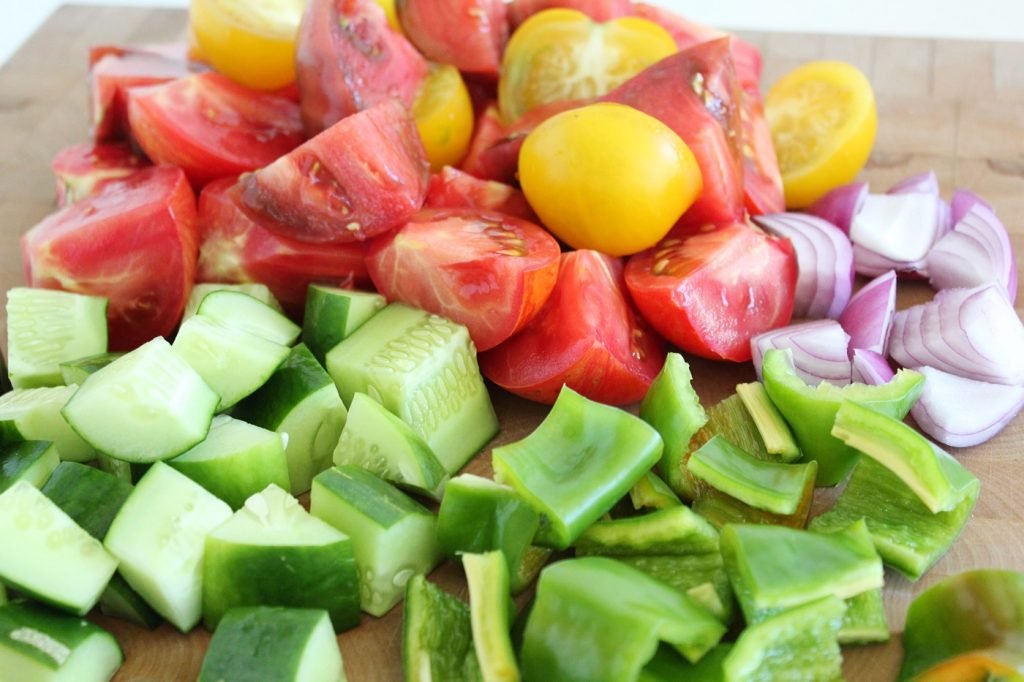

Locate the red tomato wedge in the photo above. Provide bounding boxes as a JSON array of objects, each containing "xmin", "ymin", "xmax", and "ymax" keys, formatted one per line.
[
  {"xmin": 366, "ymin": 208, "xmax": 560, "ymax": 351},
  {"xmin": 198, "ymin": 178, "xmax": 369, "ymax": 315},
  {"xmin": 425, "ymin": 166, "xmax": 537, "ymax": 221},
  {"xmin": 480, "ymin": 250, "xmax": 666, "ymax": 405},
  {"xmin": 624, "ymin": 222, "xmax": 797, "ymax": 362},
  {"xmin": 459, "ymin": 103, "xmax": 509, "ymax": 180},
  {"xmin": 127, "ymin": 72, "xmax": 303, "ymax": 188},
  {"xmin": 398, "ymin": 0, "xmax": 508, "ymax": 78},
  {"xmin": 51, "ymin": 142, "xmax": 148, "ymax": 208},
  {"xmin": 507, "ymin": 0, "xmax": 632, "ymax": 27},
  {"xmin": 739, "ymin": 87, "xmax": 785, "ymax": 216},
  {"xmin": 241, "ymin": 99, "xmax": 430, "ymax": 244},
  {"xmin": 296, "ymin": 0, "xmax": 428, "ymax": 135},
  {"xmin": 21, "ymin": 166, "xmax": 198, "ymax": 351}
]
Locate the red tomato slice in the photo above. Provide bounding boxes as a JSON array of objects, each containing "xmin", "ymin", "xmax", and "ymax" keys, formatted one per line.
[
  {"xmin": 241, "ymin": 99, "xmax": 430, "ymax": 244},
  {"xmin": 127, "ymin": 72, "xmax": 303, "ymax": 188},
  {"xmin": 425, "ymin": 166, "xmax": 537, "ymax": 221},
  {"xmin": 51, "ymin": 142, "xmax": 148, "ymax": 208},
  {"xmin": 739, "ymin": 87, "xmax": 785, "ymax": 216},
  {"xmin": 399, "ymin": 0, "xmax": 507, "ymax": 78},
  {"xmin": 480, "ymin": 250, "xmax": 666, "ymax": 405},
  {"xmin": 624, "ymin": 222, "xmax": 797, "ymax": 362},
  {"xmin": 507, "ymin": 0, "xmax": 633, "ymax": 27},
  {"xmin": 366, "ymin": 208, "xmax": 560, "ymax": 351},
  {"xmin": 21, "ymin": 167, "xmax": 198, "ymax": 351},
  {"xmin": 459, "ymin": 103, "xmax": 508, "ymax": 180},
  {"xmin": 296, "ymin": 0, "xmax": 428, "ymax": 136},
  {"xmin": 197, "ymin": 178, "xmax": 369, "ymax": 315}
]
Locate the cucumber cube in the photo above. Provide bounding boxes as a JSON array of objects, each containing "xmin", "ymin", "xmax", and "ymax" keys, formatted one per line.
[
  {"xmin": 0, "ymin": 441, "xmax": 59, "ymax": 493},
  {"xmin": 98, "ymin": 573, "xmax": 163, "ymax": 630},
  {"xmin": 40, "ymin": 462, "xmax": 133, "ymax": 540},
  {"xmin": 196, "ymin": 289, "xmax": 301, "ymax": 346},
  {"xmin": 303, "ymin": 285, "xmax": 386, "ymax": 364},
  {"xmin": 0, "ymin": 386, "xmax": 96, "ymax": 463},
  {"xmin": 58, "ymin": 353, "xmax": 123, "ymax": 387},
  {"xmin": 183, "ymin": 283, "xmax": 284, "ymax": 320}
]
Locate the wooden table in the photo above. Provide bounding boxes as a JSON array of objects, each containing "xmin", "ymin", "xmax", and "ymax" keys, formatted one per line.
[{"xmin": 1, "ymin": 6, "xmax": 1022, "ymax": 681}]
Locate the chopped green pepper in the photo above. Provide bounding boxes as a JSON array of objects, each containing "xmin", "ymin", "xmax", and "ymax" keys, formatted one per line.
[
  {"xmin": 639, "ymin": 644, "xmax": 731, "ymax": 682},
  {"xmin": 403, "ymin": 575, "xmax": 482, "ymax": 682},
  {"xmin": 735, "ymin": 382, "xmax": 800, "ymax": 461},
  {"xmin": 464, "ymin": 552, "xmax": 519, "ymax": 682},
  {"xmin": 574, "ymin": 506, "xmax": 719, "ymax": 556},
  {"xmin": 839, "ymin": 588, "xmax": 889, "ymax": 645},
  {"xmin": 615, "ymin": 554, "xmax": 735, "ymax": 624},
  {"xmin": 628, "ymin": 471, "xmax": 682, "ymax": 511}
]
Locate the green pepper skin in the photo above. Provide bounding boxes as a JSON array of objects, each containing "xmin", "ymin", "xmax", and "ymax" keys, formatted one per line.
[
  {"xmin": 574, "ymin": 505, "xmax": 719, "ymax": 556},
  {"xmin": 761, "ymin": 348, "xmax": 924, "ymax": 486},
  {"xmin": 639, "ymin": 644, "xmax": 731, "ymax": 682},
  {"xmin": 628, "ymin": 471, "xmax": 681, "ymax": 511},
  {"xmin": 839, "ymin": 588, "xmax": 889, "ymax": 645},
  {"xmin": 403, "ymin": 575, "xmax": 482, "ymax": 682},
  {"xmin": 492, "ymin": 387, "xmax": 662, "ymax": 549}
]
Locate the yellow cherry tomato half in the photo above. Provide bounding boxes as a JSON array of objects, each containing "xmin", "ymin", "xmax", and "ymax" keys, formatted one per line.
[
  {"xmin": 519, "ymin": 102, "xmax": 702, "ymax": 257},
  {"xmin": 374, "ymin": 0, "xmax": 401, "ymax": 32},
  {"xmin": 498, "ymin": 9, "xmax": 678, "ymax": 123},
  {"xmin": 189, "ymin": 0, "xmax": 306, "ymax": 91},
  {"xmin": 413, "ymin": 63, "xmax": 475, "ymax": 172}
]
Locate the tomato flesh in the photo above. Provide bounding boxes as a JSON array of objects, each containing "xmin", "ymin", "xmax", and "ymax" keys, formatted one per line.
[
  {"xmin": 425, "ymin": 166, "xmax": 537, "ymax": 221},
  {"xmin": 624, "ymin": 222, "xmax": 797, "ymax": 362},
  {"xmin": 740, "ymin": 87, "xmax": 786, "ymax": 216},
  {"xmin": 21, "ymin": 167, "xmax": 198, "ymax": 351},
  {"xmin": 399, "ymin": 0, "xmax": 508, "ymax": 78},
  {"xmin": 480, "ymin": 250, "xmax": 666, "ymax": 405},
  {"xmin": 51, "ymin": 142, "xmax": 147, "ymax": 208},
  {"xmin": 507, "ymin": 0, "xmax": 632, "ymax": 27}
]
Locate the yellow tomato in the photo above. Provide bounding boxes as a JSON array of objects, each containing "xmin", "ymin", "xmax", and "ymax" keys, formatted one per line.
[
  {"xmin": 765, "ymin": 60, "xmax": 877, "ymax": 209},
  {"xmin": 498, "ymin": 9, "xmax": 677, "ymax": 123},
  {"xmin": 519, "ymin": 103, "xmax": 702, "ymax": 257},
  {"xmin": 413, "ymin": 64, "xmax": 475, "ymax": 172},
  {"xmin": 374, "ymin": 0, "xmax": 401, "ymax": 32},
  {"xmin": 189, "ymin": 0, "xmax": 306, "ymax": 91}
]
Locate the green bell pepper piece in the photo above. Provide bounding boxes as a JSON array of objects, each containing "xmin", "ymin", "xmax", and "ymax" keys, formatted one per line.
[
  {"xmin": 735, "ymin": 382, "xmax": 799, "ymax": 461},
  {"xmin": 492, "ymin": 386, "xmax": 662, "ymax": 549},
  {"xmin": 464, "ymin": 551, "xmax": 519, "ymax": 682},
  {"xmin": 761, "ymin": 348, "xmax": 924, "ymax": 486},
  {"xmin": 0, "ymin": 352, "xmax": 10, "ymax": 396},
  {"xmin": 839, "ymin": 588, "xmax": 889, "ymax": 645},
  {"xmin": 573, "ymin": 506, "xmax": 719, "ymax": 556},
  {"xmin": 628, "ymin": 471, "xmax": 681, "ymax": 511},
  {"xmin": 615, "ymin": 554, "xmax": 735, "ymax": 624},
  {"xmin": 639, "ymin": 644, "xmax": 731, "ymax": 682},
  {"xmin": 403, "ymin": 575, "xmax": 482, "ymax": 682}
]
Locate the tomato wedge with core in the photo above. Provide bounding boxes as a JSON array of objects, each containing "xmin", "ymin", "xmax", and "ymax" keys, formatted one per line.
[
  {"xmin": 51, "ymin": 142, "xmax": 148, "ymax": 208},
  {"xmin": 367, "ymin": 208, "xmax": 560, "ymax": 351},
  {"xmin": 480, "ymin": 250, "xmax": 666, "ymax": 405},
  {"xmin": 624, "ymin": 222, "xmax": 797, "ymax": 362},
  {"xmin": 398, "ymin": 0, "xmax": 508, "ymax": 78},
  {"xmin": 425, "ymin": 167, "xmax": 537, "ymax": 221}
]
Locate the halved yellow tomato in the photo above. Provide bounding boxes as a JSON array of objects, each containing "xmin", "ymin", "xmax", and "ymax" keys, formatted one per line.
[
  {"xmin": 374, "ymin": 0, "xmax": 401, "ymax": 32},
  {"xmin": 413, "ymin": 64, "xmax": 475, "ymax": 172}
]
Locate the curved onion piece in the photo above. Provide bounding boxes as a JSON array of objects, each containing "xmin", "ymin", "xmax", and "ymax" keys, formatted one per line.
[
  {"xmin": 805, "ymin": 181, "xmax": 868, "ymax": 235},
  {"xmin": 850, "ymin": 348, "xmax": 895, "ymax": 385},
  {"xmin": 949, "ymin": 188, "xmax": 993, "ymax": 226},
  {"xmin": 753, "ymin": 213, "xmax": 854, "ymax": 319},
  {"xmin": 751, "ymin": 319, "xmax": 851, "ymax": 386},
  {"xmin": 887, "ymin": 170, "xmax": 939, "ymax": 197},
  {"xmin": 849, "ymin": 192, "xmax": 945, "ymax": 278},
  {"xmin": 910, "ymin": 365, "xmax": 1024, "ymax": 447},
  {"xmin": 839, "ymin": 270, "xmax": 897, "ymax": 356},
  {"xmin": 889, "ymin": 284, "xmax": 1024, "ymax": 386},
  {"xmin": 927, "ymin": 204, "xmax": 1018, "ymax": 305}
]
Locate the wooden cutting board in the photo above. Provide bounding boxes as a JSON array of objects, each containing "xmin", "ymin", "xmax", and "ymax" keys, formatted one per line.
[{"xmin": 1, "ymin": 6, "xmax": 1022, "ymax": 680}]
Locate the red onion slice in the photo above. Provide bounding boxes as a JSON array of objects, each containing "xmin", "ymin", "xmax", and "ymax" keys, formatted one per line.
[
  {"xmin": 949, "ymin": 188, "xmax": 993, "ymax": 226},
  {"xmin": 927, "ymin": 203, "xmax": 1018, "ymax": 305},
  {"xmin": 805, "ymin": 181, "xmax": 868, "ymax": 235},
  {"xmin": 910, "ymin": 365, "xmax": 1024, "ymax": 447},
  {"xmin": 850, "ymin": 348, "xmax": 895, "ymax": 384},
  {"xmin": 849, "ymin": 193, "xmax": 945, "ymax": 279},
  {"xmin": 751, "ymin": 319, "xmax": 851, "ymax": 386},
  {"xmin": 839, "ymin": 270, "xmax": 896, "ymax": 356},
  {"xmin": 753, "ymin": 213, "xmax": 854, "ymax": 320},
  {"xmin": 887, "ymin": 170, "xmax": 939, "ymax": 197}
]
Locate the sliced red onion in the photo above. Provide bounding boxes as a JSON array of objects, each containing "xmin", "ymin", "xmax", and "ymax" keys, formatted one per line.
[
  {"xmin": 751, "ymin": 319, "xmax": 851, "ymax": 386},
  {"xmin": 839, "ymin": 270, "xmax": 897, "ymax": 356},
  {"xmin": 889, "ymin": 284, "xmax": 1024, "ymax": 386},
  {"xmin": 849, "ymin": 193, "xmax": 945, "ymax": 278},
  {"xmin": 949, "ymin": 188, "xmax": 993, "ymax": 226},
  {"xmin": 850, "ymin": 348, "xmax": 895, "ymax": 384},
  {"xmin": 805, "ymin": 181, "xmax": 868, "ymax": 235},
  {"xmin": 887, "ymin": 170, "xmax": 939, "ymax": 197},
  {"xmin": 910, "ymin": 365, "xmax": 1024, "ymax": 447},
  {"xmin": 926, "ymin": 203, "xmax": 1018, "ymax": 305},
  {"xmin": 752, "ymin": 213, "xmax": 854, "ymax": 319}
]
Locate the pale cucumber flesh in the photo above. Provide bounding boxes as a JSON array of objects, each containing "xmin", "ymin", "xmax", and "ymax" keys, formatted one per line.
[
  {"xmin": 184, "ymin": 283, "xmax": 283, "ymax": 320},
  {"xmin": 196, "ymin": 289, "xmax": 300, "ymax": 346},
  {"xmin": 0, "ymin": 386, "xmax": 96, "ymax": 463}
]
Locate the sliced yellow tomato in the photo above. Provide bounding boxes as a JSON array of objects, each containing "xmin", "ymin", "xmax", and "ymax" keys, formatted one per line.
[
  {"xmin": 413, "ymin": 64, "xmax": 474, "ymax": 172},
  {"xmin": 498, "ymin": 9, "xmax": 677, "ymax": 123},
  {"xmin": 765, "ymin": 60, "xmax": 877, "ymax": 209},
  {"xmin": 189, "ymin": 0, "xmax": 306, "ymax": 91},
  {"xmin": 519, "ymin": 102, "xmax": 702, "ymax": 257},
  {"xmin": 374, "ymin": 0, "xmax": 401, "ymax": 32}
]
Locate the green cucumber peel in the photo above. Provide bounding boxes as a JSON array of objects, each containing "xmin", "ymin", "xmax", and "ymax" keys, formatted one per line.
[
  {"xmin": 40, "ymin": 461, "xmax": 133, "ymax": 540},
  {"xmin": 183, "ymin": 282, "xmax": 283, "ymax": 320},
  {"xmin": 0, "ymin": 440, "xmax": 58, "ymax": 493},
  {"xmin": 0, "ymin": 601, "xmax": 123, "ymax": 679},
  {"xmin": 59, "ymin": 352, "xmax": 123, "ymax": 386},
  {"xmin": 303, "ymin": 285, "xmax": 386, "ymax": 365}
]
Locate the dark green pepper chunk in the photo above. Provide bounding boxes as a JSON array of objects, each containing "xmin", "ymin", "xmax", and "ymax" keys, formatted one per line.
[{"xmin": 403, "ymin": 575, "xmax": 482, "ymax": 682}]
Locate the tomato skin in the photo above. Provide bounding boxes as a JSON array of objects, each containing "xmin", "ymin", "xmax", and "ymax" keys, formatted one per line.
[
  {"xmin": 398, "ymin": 0, "xmax": 508, "ymax": 78},
  {"xmin": 740, "ymin": 87, "xmax": 785, "ymax": 216},
  {"xmin": 296, "ymin": 0, "xmax": 429, "ymax": 136},
  {"xmin": 21, "ymin": 167, "xmax": 198, "ymax": 351},
  {"xmin": 51, "ymin": 142, "xmax": 148, "ymax": 208},
  {"xmin": 480, "ymin": 250, "xmax": 666, "ymax": 405},
  {"xmin": 624, "ymin": 223, "xmax": 797, "ymax": 363},
  {"xmin": 127, "ymin": 72, "xmax": 303, "ymax": 188},
  {"xmin": 241, "ymin": 100, "xmax": 430, "ymax": 244},
  {"xmin": 425, "ymin": 166, "xmax": 537, "ymax": 221},
  {"xmin": 507, "ymin": 0, "xmax": 632, "ymax": 27}
]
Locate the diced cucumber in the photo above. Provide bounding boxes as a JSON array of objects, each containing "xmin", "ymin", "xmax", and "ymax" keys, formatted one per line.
[
  {"xmin": 98, "ymin": 573, "xmax": 162, "ymax": 630},
  {"xmin": 464, "ymin": 551, "xmax": 519, "ymax": 682},
  {"xmin": 95, "ymin": 455, "xmax": 149, "ymax": 484},
  {"xmin": 334, "ymin": 392, "xmax": 448, "ymax": 500},
  {"xmin": 1, "ymin": 441, "xmax": 59, "ymax": 493},
  {"xmin": 0, "ymin": 481, "xmax": 118, "ymax": 615},
  {"xmin": 326, "ymin": 304, "xmax": 498, "ymax": 474},
  {"xmin": 403, "ymin": 575, "xmax": 482, "ymax": 682},
  {"xmin": 628, "ymin": 471, "xmax": 681, "ymax": 511},
  {"xmin": 197, "ymin": 289, "xmax": 301, "ymax": 346},
  {"xmin": 183, "ymin": 283, "xmax": 283, "ymax": 320},
  {"xmin": 0, "ymin": 585, "xmax": 5, "ymax": 606},
  {"xmin": 40, "ymin": 462, "xmax": 132, "ymax": 540},
  {"xmin": 303, "ymin": 285, "xmax": 386, "ymax": 365},
  {"xmin": 735, "ymin": 382, "xmax": 800, "ymax": 462},
  {"xmin": 199, "ymin": 607, "xmax": 345, "ymax": 682},
  {"xmin": 233, "ymin": 344, "xmax": 347, "ymax": 495},
  {"xmin": 103, "ymin": 462, "xmax": 232, "ymax": 632},
  {"xmin": 0, "ymin": 386, "xmax": 96, "ymax": 463},
  {"xmin": 614, "ymin": 555, "xmax": 734, "ymax": 625},
  {"xmin": 203, "ymin": 484, "xmax": 360, "ymax": 632},
  {"xmin": 0, "ymin": 601, "xmax": 123, "ymax": 682},
  {"xmin": 173, "ymin": 316, "xmax": 290, "ymax": 410},
  {"xmin": 311, "ymin": 466, "xmax": 441, "ymax": 617},
  {"xmin": 62, "ymin": 338, "xmax": 218, "ymax": 463},
  {"xmin": 58, "ymin": 353, "xmax": 123, "ymax": 387},
  {"xmin": 839, "ymin": 588, "xmax": 889, "ymax": 645},
  {"xmin": 169, "ymin": 415, "xmax": 291, "ymax": 510},
  {"xmin": 574, "ymin": 506, "xmax": 719, "ymax": 557},
  {"xmin": 6, "ymin": 288, "xmax": 108, "ymax": 389},
  {"xmin": 0, "ymin": 351, "xmax": 10, "ymax": 396}
]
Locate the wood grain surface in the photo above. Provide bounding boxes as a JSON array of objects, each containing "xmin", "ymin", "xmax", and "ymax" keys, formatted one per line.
[{"xmin": 1, "ymin": 6, "xmax": 1022, "ymax": 681}]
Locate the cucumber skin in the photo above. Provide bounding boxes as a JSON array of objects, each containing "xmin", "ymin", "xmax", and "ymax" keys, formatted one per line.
[
  {"xmin": 303, "ymin": 285, "xmax": 386, "ymax": 365},
  {"xmin": 1, "ymin": 352, "xmax": 11, "ymax": 396},
  {"xmin": 233, "ymin": 344, "xmax": 334, "ymax": 429},
  {"xmin": 99, "ymin": 573, "xmax": 163, "ymax": 630},
  {"xmin": 0, "ymin": 440, "xmax": 59, "ymax": 494},
  {"xmin": 59, "ymin": 352, "xmax": 123, "ymax": 387},
  {"xmin": 41, "ymin": 462, "xmax": 133, "ymax": 540},
  {"xmin": 0, "ymin": 600, "xmax": 123, "ymax": 675}
]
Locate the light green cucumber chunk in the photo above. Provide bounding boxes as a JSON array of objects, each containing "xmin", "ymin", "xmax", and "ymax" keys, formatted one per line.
[
  {"xmin": 735, "ymin": 382, "xmax": 800, "ymax": 461},
  {"xmin": 574, "ymin": 506, "xmax": 719, "ymax": 557},
  {"xmin": 0, "ymin": 386, "xmax": 95, "ymax": 463},
  {"xmin": 58, "ymin": 353, "xmax": 123, "ymax": 387},
  {"xmin": 169, "ymin": 415, "xmax": 290, "ymax": 510},
  {"xmin": 311, "ymin": 466, "xmax": 441, "ymax": 617},
  {"xmin": 403, "ymin": 575, "xmax": 482, "ymax": 682},
  {"xmin": 6, "ymin": 288, "xmax": 108, "ymax": 389},
  {"xmin": 0, "ymin": 601, "xmax": 123, "ymax": 682},
  {"xmin": 628, "ymin": 471, "xmax": 681, "ymax": 511},
  {"xmin": 95, "ymin": 455, "xmax": 149, "ymax": 484},
  {"xmin": 839, "ymin": 588, "xmax": 889, "ymax": 645},
  {"xmin": 303, "ymin": 285, "xmax": 386, "ymax": 365},
  {"xmin": 199, "ymin": 606, "xmax": 345, "ymax": 682},
  {"xmin": 197, "ymin": 289, "xmax": 300, "ymax": 346},
  {"xmin": 0, "ymin": 441, "xmax": 59, "ymax": 493},
  {"xmin": 233, "ymin": 344, "xmax": 347, "ymax": 495},
  {"xmin": 40, "ymin": 461, "xmax": 132, "ymax": 540},
  {"xmin": 0, "ymin": 481, "xmax": 118, "ymax": 615},
  {"xmin": 326, "ymin": 303, "xmax": 498, "ymax": 474},
  {"xmin": 464, "ymin": 551, "xmax": 519, "ymax": 682},
  {"xmin": 202, "ymin": 484, "xmax": 360, "ymax": 632},
  {"xmin": 103, "ymin": 462, "xmax": 232, "ymax": 632},
  {"xmin": 98, "ymin": 573, "xmax": 162, "ymax": 630},
  {"xmin": 62, "ymin": 338, "xmax": 218, "ymax": 463},
  {"xmin": 333, "ymin": 392, "xmax": 447, "ymax": 500},
  {"xmin": 183, "ymin": 283, "xmax": 283, "ymax": 320}
]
